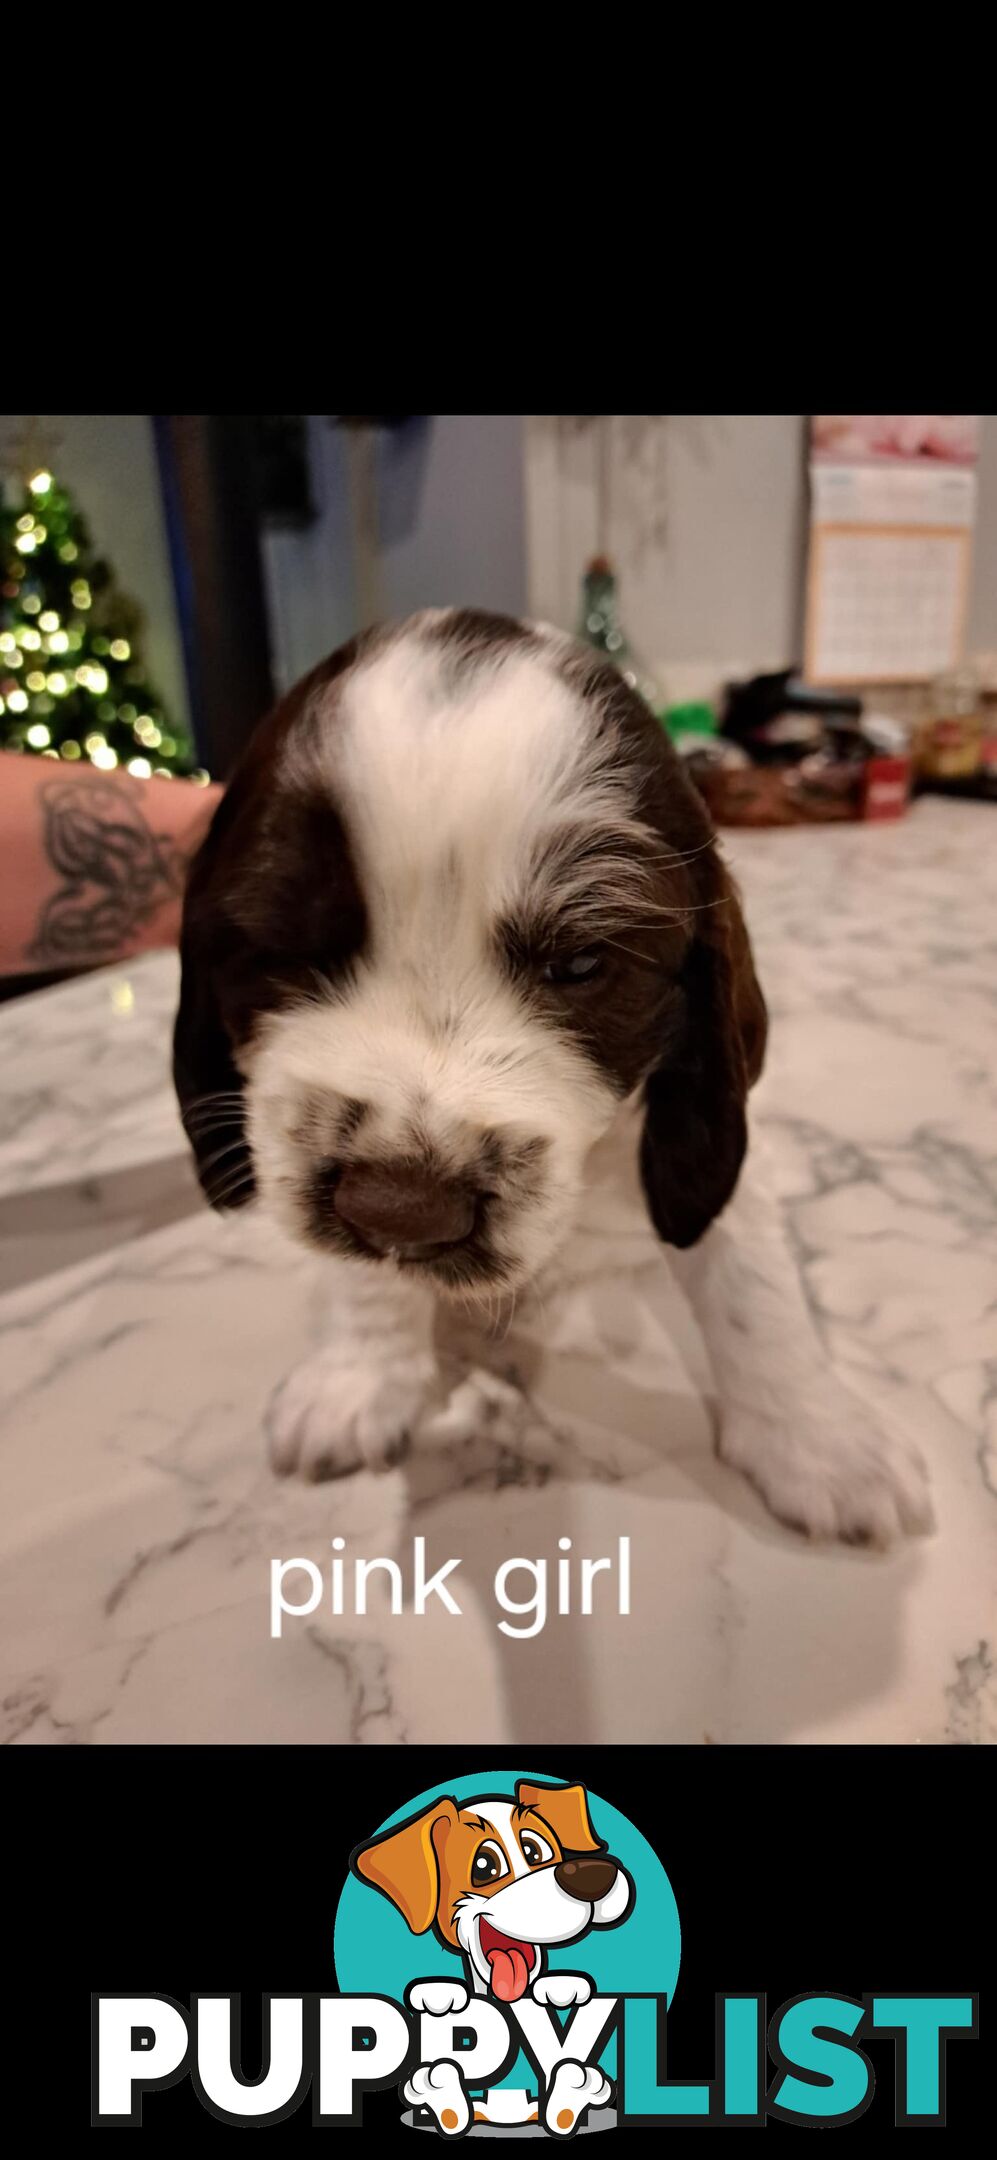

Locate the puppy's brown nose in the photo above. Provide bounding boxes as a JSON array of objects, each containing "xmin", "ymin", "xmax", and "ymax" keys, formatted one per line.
[
  {"xmin": 334, "ymin": 1161, "xmax": 475, "ymax": 1256},
  {"xmin": 554, "ymin": 1856, "xmax": 618, "ymax": 1903}
]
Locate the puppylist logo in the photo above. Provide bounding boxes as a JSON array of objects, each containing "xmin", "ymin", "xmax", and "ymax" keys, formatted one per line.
[{"xmin": 92, "ymin": 1771, "xmax": 978, "ymax": 2135}]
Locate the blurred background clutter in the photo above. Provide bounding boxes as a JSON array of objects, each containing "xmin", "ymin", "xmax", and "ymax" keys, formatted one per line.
[{"xmin": 3, "ymin": 413, "xmax": 997, "ymax": 994}]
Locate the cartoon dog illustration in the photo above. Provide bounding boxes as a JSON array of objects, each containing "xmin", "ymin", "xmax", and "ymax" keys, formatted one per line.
[{"xmin": 352, "ymin": 1778, "xmax": 633, "ymax": 2135}]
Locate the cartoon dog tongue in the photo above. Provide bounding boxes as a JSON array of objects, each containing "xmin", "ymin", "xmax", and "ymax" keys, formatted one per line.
[{"xmin": 486, "ymin": 1943, "xmax": 531, "ymax": 2002}]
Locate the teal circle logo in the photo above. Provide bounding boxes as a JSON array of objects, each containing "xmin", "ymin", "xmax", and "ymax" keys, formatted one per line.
[{"xmin": 334, "ymin": 1768, "xmax": 680, "ymax": 2094}]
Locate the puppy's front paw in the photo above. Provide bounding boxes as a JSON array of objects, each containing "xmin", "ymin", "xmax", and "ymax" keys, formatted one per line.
[
  {"xmin": 532, "ymin": 1973, "xmax": 592, "ymax": 2008},
  {"xmin": 403, "ymin": 2061, "xmax": 470, "ymax": 2136},
  {"xmin": 543, "ymin": 2060, "xmax": 612, "ymax": 2135},
  {"xmin": 408, "ymin": 1980, "xmax": 469, "ymax": 2016},
  {"xmin": 266, "ymin": 1349, "xmax": 434, "ymax": 1481},
  {"xmin": 420, "ymin": 1366, "xmax": 528, "ymax": 1449},
  {"xmin": 720, "ymin": 1386, "xmax": 934, "ymax": 1547}
]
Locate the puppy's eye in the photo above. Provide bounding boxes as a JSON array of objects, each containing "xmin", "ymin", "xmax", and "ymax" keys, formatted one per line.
[
  {"xmin": 539, "ymin": 950, "xmax": 603, "ymax": 987},
  {"xmin": 472, "ymin": 1841, "xmax": 506, "ymax": 1885},
  {"xmin": 520, "ymin": 1833, "xmax": 554, "ymax": 1868}
]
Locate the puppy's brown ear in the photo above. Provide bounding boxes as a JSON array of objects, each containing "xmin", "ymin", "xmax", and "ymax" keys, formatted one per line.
[
  {"xmin": 172, "ymin": 635, "xmax": 376, "ymax": 1213},
  {"xmin": 351, "ymin": 1799, "xmax": 461, "ymax": 1935},
  {"xmin": 172, "ymin": 786, "xmax": 256, "ymax": 1213},
  {"xmin": 516, "ymin": 1781, "xmax": 604, "ymax": 1856},
  {"xmin": 640, "ymin": 850, "xmax": 767, "ymax": 1250}
]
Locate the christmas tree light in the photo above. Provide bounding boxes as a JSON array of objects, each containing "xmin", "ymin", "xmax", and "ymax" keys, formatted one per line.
[{"xmin": 1, "ymin": 424, "xmax": 209, "ymax": 783}]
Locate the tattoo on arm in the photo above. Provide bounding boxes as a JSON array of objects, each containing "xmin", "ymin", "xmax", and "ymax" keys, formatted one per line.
[{"xmin": 29, "ymin": 778, "xmax": 189, "ymax": 964}]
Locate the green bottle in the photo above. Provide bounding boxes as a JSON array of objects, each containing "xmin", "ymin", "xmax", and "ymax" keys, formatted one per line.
[{"xmin": 577, "ymin": 555, "xmax": 662, "ymax": 716}]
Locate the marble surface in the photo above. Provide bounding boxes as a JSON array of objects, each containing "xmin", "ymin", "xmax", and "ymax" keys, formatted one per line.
[{"xmin": 2, "ymin": 798, "xmax": 995, "ymax": 1746}]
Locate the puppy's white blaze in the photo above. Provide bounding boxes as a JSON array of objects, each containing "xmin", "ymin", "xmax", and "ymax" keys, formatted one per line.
[
  {"xmin": 247, "ymin": 626, "xmax": 635, "ymax": 1294},
  {"xmin": 473, "ymin": 1801, "xmax": 529, "ymax": 1878},
  {"xmin": 332, "ymin": 639, "xmax": 605, "ymax": 903},
  {"xmin": 328, "ymin": 635, "xmax": 658, "ymax": 950}
]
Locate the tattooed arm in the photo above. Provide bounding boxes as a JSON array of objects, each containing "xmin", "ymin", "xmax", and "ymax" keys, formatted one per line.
[{"xmin": 0, "ymin": 751, "xmax": 223, "ymax": 974}]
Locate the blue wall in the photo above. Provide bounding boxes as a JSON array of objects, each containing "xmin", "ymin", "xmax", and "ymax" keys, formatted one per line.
[{"xmin": 263, "ymin": 416, "xmax": 528, "ymax": 690}]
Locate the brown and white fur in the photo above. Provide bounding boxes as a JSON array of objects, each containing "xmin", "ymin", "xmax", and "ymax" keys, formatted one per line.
[
  {"xmin": 174, "ymin": 608, "xmax": 931, "ymax": 1546},
  {"xmin": 353, "ymin": 1778, "xmax": 630, "ymax": 2133}
]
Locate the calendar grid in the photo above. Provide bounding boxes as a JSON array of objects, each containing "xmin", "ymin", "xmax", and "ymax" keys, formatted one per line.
[{"xmin": 805, "ymin": 521, "xmax": 972, "ymax": 685}]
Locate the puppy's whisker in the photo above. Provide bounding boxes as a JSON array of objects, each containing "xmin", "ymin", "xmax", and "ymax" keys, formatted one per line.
[
  {"xmin": 197, "ymin": 1137, "xmax": 249, "ymax": 1177},
  {"xmin": 183, "ymin": 1108, "xmax": 245, "ymax": 1133},
  {"xmin": 659, "ymin": 837, "xmax": 719, "ymax": 865},
  {"xmin": 184, "ymin": 1090, "xmax": 246, "ymax": 1113},
  {"xmin": 184, "ymin": 1123, "xmax": 247, "ymax": 1152},
  {"xmin": 496, "ymin": 1294, "xmax": 517, "ymax": 1344},
  {"xmin": 205, "ymin": 1157, "xmax": 253, "ymax": 1191},
  {"xmin": 204, "ymin": 1164, "xmax": 254, "ymax": 1206},
  {"xmin": 601, "ymin": 938, "xmax": 659, "ymax": 966},
  {"xmin": 674, "ymin": 894, "xmax": 732, "ymax": 915},
  {"xmin": 205, "ymin": 1184, "xmax": 253, "ymax": 1211}
]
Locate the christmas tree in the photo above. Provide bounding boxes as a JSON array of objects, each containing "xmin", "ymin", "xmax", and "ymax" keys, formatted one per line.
[{"xmin": 1, "ymin": 423, "xmax": 208, "ymax": 783}]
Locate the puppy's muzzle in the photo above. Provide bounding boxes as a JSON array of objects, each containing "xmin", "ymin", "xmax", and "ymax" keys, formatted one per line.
[
  {"xmin": 334, "ymin": 1160, "xmax": 476, "ymax": 1259},
  {"xmin": 554, "ymin": 1856, "xmax": 619, "ymax": 1903}
]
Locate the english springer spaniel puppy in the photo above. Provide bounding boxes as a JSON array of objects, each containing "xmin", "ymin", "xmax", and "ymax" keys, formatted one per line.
[{"xmin": 173, "ymin": 608, "xmax": 931, "ymax": 1544}]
